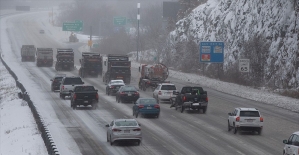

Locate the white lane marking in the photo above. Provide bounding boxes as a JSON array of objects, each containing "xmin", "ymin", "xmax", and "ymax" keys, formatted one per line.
[
  {"xmin": 236, "ymin": 150, "xmax": 246, "ymax": 155},
  {"xmin": 171, "ymin": 115, "xmax": 176, "ymax": 118},
  {"xmin": 227, "ymin": 144, "xmax": 233, "ymax": 149},
  {"xmin": 188, "ymin": 124, "xmax": 195, "ymax": 128},
  {"xmin": 152, "ymin": 136, "xmax": 158, "ymax": 141},
  {"xmin": 209, "ymin": 135, "xmax": 217, "ymax": 140}
]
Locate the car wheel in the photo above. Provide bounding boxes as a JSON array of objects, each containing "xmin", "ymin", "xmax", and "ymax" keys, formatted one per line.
[
  {"xmin": 133, "ymin": 110, "xmax": 135, "ymax": 116},
  {"xmin": 156, "ymin": 114, "xmax": 159, "ymax": 118},
  {"xmin": 175, "ymin": 104, "xmax": 178, "ymax": 110},
  {"xmin": 202, "ymin": 107, "xmax": 207, "ymax": 114},
  {"xmin": 257, "ymin": 128, "xmax": 262, "ymax": 135},
  {"xmin": 181, "ymin": 107, "xmax": 184, "ymax": 113},
  {"xmin": 72, "ymin": 104, "xmax": 76, "ymax": 110},
  {"xmin": 135, "ymin": 112, "xmax": 138, "ymax": 118},
  {"xmin": 233, "ymin": 124, "xmax": 237, "ymax": 134},
  {"xmin": 107, "ymin": 133, "xmax": 109, "ymax": 142},
  {"xmin": 107, "ymin": 91, "xmax": 110, "ymax": 96},
  {"xmin": 137, "ymin": 140, "xmax": 140, "ymax": 146},
  {"xmin": 228, "ymin": 121, "xmax": 231, "ymax": 131},
  {"xmin": 110, "ymin": 136, "xmax": 113, "ymax": 146}
]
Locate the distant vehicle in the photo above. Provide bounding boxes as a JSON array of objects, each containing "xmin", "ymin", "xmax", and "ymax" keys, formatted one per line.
[
  {"xmin": 228, "ymin": 107, "xmax": 264, "ymax": 135},
  {"xmin": 36, "ymin": 48, "xmax": 53, "ymax": 67},
  {"xmin": 138, "ymin": 63, "xmax": 169, "ymax": 91},
  {"xmin": 105, "ymin": 119, "xmax": 142, "ymax": 146},
  {"xmin": 171, "ymin": 86, "xmax": 208, "ymax": 113},
  {"xmin": 69, "ymin": 32, "xmax": 79, "ymax": 42},
  {"xmin": 21, "ymin": 45, "xmax": 36, "ymax": 62},
  {"xmin": 59, "ymin": 76, "xmax": 84, "ymax": 99},
  {"xmin": 39, "ymin": 29, "xmax": 45, "ymax": 34},
  {"xmin": 55, "ymin": 48, "xmax": 74, "ymax": 71},
  {"xmin": 283, "ymin": 131, "xmax": 299, "ymax": 155},
  {"xmin": 115, "ymin": 85, "xmax": 139, "ymax": 103},
  {"xmin": 153, "ymin": 83, "xmax": 177, "ymax": 103},
  {"xmin": 50, "ymin": 74, "xmax": 66, "ymax": 92},
  {"xmin": 69, "ymin": 85, "xmax": 99, "ymax": 110},
  {"xmin": 133, "ymin": 98, "xmax": 160, "ymax": 118},
  {"xmin": 102, "ymin": 54, "xmax": 131, "ymax": 84},
  {"xmin": 79, "ymin": 52, "xmax": 102, "ymax": 78},
  {"xmin": 106, "ymin": 80, "xmax": 125, "ymax": 96}
]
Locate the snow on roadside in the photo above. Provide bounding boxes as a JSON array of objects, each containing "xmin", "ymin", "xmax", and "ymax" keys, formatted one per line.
[{"xmin": 0, "ymin": 61, "xmax": 48, "ymax": 155}]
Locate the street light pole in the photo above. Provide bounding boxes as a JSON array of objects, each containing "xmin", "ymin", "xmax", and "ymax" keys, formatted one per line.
[{"xmin": 137, "ymin": 3, "xmax": 140, "ymax": 62}]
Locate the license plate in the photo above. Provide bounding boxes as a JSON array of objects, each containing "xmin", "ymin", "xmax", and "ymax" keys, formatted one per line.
[
  {"xmin": 124, "ymin": 130, "xmax": 130, "ymax": 133},
  {"xmin": 128, "ymin": 94, "xmax": 132, "ymax": 96},
  {"xmin": 247, "ymin": 120, "xmax": 253, "ymax": 122},
  {"xmin": 193, "ymin": 103, "xmax": 199, "ymax": 106},
  {"xmin": 147, "ymin": 107, "xmax": 152, "ymax": 109}
]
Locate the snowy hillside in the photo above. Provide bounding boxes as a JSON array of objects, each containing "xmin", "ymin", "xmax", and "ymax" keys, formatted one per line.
[{"xmin": 170, "ymin": 0, "xmax": 299, "ymax": 89}]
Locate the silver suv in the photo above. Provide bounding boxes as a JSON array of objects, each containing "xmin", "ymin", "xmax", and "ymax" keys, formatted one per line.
[
  {"xmin": 228, "ymin": 107, "xmax": 264, "ymax": 135},
  {"xmin": 153, "ymin": 83, "xmax": 177, "ymax": 103},
  {"xmin": 59, "ymin": 76, "xmax": 84, "ymax": 99}
]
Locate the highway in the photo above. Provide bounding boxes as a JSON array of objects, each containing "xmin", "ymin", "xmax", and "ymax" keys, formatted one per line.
[{"xmin": 2, "ymin": 11, "xmax": 299, "ymax": 155}]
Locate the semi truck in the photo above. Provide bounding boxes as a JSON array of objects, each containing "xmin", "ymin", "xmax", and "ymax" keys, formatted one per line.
[
  {"xmin": 36, "ymin": 48, "xmax": 53, "ymax": 67},
  {"xmin": 55, "ymin": 48, "xmax": 74, "ymax": 71},
  {"xmin": 102, "ymin": 54, "xmax": 131, "ymax": 84},
  {"xmin": 21, "ymin": 45, "xmax": 36, "ymax": 62}
]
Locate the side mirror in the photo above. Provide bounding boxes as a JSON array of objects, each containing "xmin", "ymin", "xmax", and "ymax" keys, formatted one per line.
[
  {"xmin": 228, "ymin": 113, "xmax": 232, "ymax": 116},
  {"xmin": 82, "ymin": 82, "xmax": 85, "ymax": 84},
  {"xmin": 283, "ymin": 140, "xmax": 288, "ymax": 144},
  {"xmin": 105, "ymin": 124, "xmax": 109, "ymax": 127}
]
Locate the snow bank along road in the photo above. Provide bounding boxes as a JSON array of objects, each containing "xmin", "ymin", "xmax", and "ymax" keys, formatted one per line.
[{"xmin": 1, "ymin": 11, "xmax": 299, "ymax": 155}]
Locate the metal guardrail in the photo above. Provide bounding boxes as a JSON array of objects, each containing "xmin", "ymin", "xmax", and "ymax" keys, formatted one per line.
[{"xmin": 0, "ymin": 52, "xmax": 60, "ymax": 155}]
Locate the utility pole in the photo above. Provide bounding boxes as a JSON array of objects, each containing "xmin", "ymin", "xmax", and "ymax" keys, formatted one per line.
[
  {"xmin": 137, "ymin": 3, "xmax": 140, "ymax": 62},
  {"xmin": 52, "ymin": 7, "xmax": 54, "ymax": 26},
  {"xmin": 90, "ymin": 26, "xmax": 92, "ymax": 51}
]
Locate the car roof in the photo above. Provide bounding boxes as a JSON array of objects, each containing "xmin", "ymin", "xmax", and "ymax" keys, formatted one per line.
[
  {"xmin": 293, "ymin": 131, "xmax": 299, "ymax": 135},
  {"xmin": 160, "ymin": 83, "xmax": 175, "ymax": 85},
  {"xmin": 63, "ymin": 76, "xmax": 81, "ymax": 79},
  {"xmin": 54, "ymin": 74, "xmax": 66, "ymax": 77},
  {"xmin": 237, "ymin": 107, "xmax": 259, "ymax": 111}
]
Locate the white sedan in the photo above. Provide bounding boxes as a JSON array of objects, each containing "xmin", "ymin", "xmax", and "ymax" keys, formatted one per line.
[{"xmin": 106, "ymin": 119, "xmax": 142, "ymax": 146}]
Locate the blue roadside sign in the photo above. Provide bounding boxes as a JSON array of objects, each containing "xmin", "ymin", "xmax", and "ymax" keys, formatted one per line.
[{"xmin": 199, "ymin": 41, "xmax": 224, "ymax": 63}]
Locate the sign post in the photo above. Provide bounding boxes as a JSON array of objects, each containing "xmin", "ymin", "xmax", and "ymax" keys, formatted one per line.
[{"xmin": 239, "ymin": 59, "xmax": 250, "ymax": 72}]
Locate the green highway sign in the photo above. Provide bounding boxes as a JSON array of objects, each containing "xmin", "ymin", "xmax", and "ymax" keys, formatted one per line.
[
  {"xmin": 62, "ymin": 22, "xmax": 83, "ymax": 31},
  {"xmin": 113, "ymin": 17, "xmax": 127, "ymax": 26}
]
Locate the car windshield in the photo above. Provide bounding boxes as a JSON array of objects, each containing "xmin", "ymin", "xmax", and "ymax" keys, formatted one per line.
[
  {"xmin": 122, "ymin": 86, "xmax": 136, "ymax": 91},
  {"xmin": 115, "ymin": 120, "xmax": 138, "ymax": 126},
  {"xmin": 111, "ymin": 81, "xmax": 124, "ymax": 84},
  {"xmin": 75, "ymin": 86, "xmax": 95, "ymax": 92},
  {"xmin": 64, "ymin": 78, "xmax": 83, "ymax": 85},
  {"xmin": 139, "ymin": 98, "xmax": 157, "ymax": 105},
  {"xmin": 240, "ymin": 111, "xmax": 260, "ymax": 117},
  {"xmin": 55, "ymin": 77, "xmax": 63, "ymax": 81},
  {"xmin": 161, "ymin": 85, "xmax": 176, "ymax": 90}
]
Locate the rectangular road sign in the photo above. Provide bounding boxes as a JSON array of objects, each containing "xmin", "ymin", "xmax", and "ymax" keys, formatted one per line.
[
  {"xmin": 113, "ymin": 17, "xmax": 127, "ymax": 26},
  {"xmin": 239, "ymin": 59, "xmax": 250, "ymax": 72},
  {"xmin": 62, "ymin": 22, "xmax": 83, "ymax": 31},
  {"xmin": 199, "ymin": 42, "xmax": 224, "ymax": 63}
]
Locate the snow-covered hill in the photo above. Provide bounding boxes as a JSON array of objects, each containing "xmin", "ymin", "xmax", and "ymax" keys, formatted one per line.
[{"xmin": 170, "ymin": 0, "xmax": 299, "ymax": 89}]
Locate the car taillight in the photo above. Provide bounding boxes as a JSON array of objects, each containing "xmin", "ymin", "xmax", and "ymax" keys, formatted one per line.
[
  {"xmin": 133, "ymin": 128, "xmax": 141, "ymax": 131},
  {"xmin": 110, "ymin": 86, "xmax": 114, "ymax": 88},
  {"xmin": 183, "ymin": 96, "xmax": 186, "ymax": 101},
  {"xmin": 73, "ymin": 94, "xmax": 77, "ymax": 100},
  {"xmin": 138, "ymin": 105, "xmax": 144, "ymax": 109},
  {"xmin": 236, "ymin": 116, "xmax": 240, "ymax": 122},
  {"xmin": 112, "ymin": 128, "xmax": 121, "ymax": 132},
  {"xmin": 96, "ymin": 93, "xmax": 99, "ymax": 100},
  {"xmin": 158, "ymin": 91, "xmax": 162, "ymax": 95},
  {"xmin": 62, "ymin": 85, "xmax": 65, "ymax": 90},
  {"xmin": 134, "ymin": 92, "xmax": 139, "ymax": 95},
  {"xmin": 120, "ymin": 92, "xmax": 126, "ymax": 95},
  {"xmin": 154, "ymin": 104, "xmax": 160, "ymax": 109},
  {"xmin": 260, "ymin": 117, "xmax": 263, "ymax": 122},
  {"xmin": 206, "ymin": 97, "xmax": 208, "ymax": 102}
]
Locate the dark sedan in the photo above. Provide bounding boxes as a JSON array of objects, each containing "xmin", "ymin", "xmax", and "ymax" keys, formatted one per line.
[
  {"xmin": 106, "ymin": 80, "xmax": 125, "ymax": 96},
  {"xmin": 50, "ymin": 74, "xmax": 66, "ymax": 92},
  {"xmin": 133, "ymin": 98, "xmax": 160, "ymax": 118},
  {"xmin": 115, "ymin": 85, "xmax": 140, "ymax": 103}
]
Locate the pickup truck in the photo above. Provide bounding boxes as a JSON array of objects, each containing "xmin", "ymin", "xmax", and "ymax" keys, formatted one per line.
[
  {"xmin": 171, "ymin": 86, "xmax": 208, "ymax": 113},
  {"xmin": 69, "ymin": 85, "xmax": 99, "ymax": 110}
]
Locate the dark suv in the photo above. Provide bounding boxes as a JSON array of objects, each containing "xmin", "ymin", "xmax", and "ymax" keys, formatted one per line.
[
  {"xmin": 59, "ymin": 76, "xmax": 84, "ymax": 99},
  {"xmin": 50, "ymin": 74, "xmax": 66, "ymax": 92}
]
